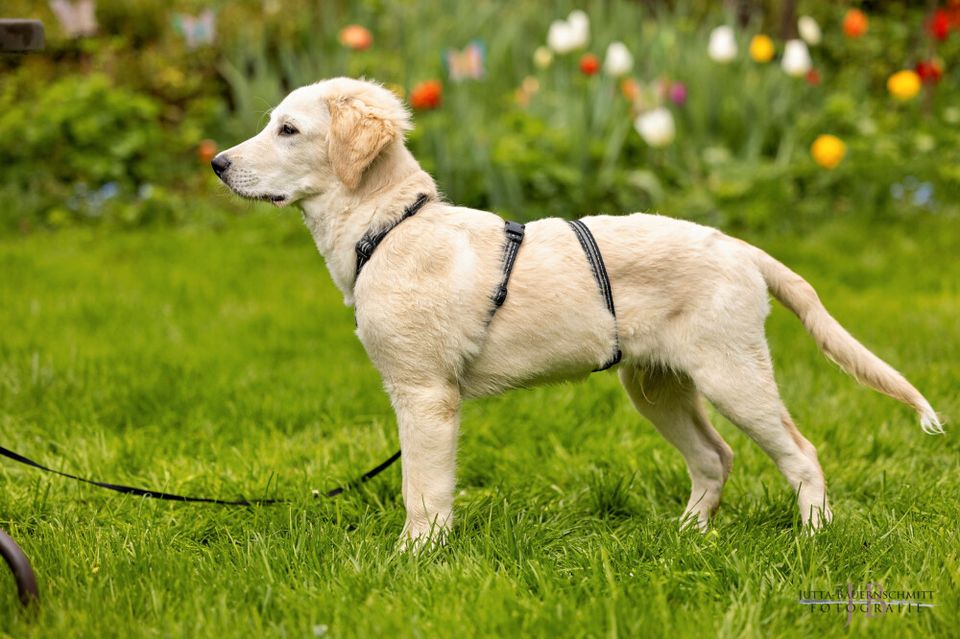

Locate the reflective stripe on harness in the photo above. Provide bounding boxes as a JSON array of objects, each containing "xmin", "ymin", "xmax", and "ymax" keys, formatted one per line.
[
  {"xmin": 567, "ymin": 219, "xmax": 622, "ymax": 371},
  {"xmin": 492, "ymin": 221, "xmax": 525, "ymax": 308}
]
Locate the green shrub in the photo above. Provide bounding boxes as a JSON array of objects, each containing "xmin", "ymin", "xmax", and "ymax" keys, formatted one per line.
[{"xmin": 0, "ymin": 68, "xmax": 228, "ymax": 230}]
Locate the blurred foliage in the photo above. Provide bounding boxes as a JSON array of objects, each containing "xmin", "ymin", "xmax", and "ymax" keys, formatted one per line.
[{"xmin": 1, "ymin": 0, "xmax": 959, "ymax": 232}]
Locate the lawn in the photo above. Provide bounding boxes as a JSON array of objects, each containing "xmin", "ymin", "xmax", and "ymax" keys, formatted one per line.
[{"xmin": 1, "ymin": 210, "xmax": 957, "ymax": 638}]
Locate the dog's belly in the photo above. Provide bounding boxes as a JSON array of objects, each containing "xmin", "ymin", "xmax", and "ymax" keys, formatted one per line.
[{"xmin": 457, "ymin": 334, "xmax": 600, "ymax": 399}]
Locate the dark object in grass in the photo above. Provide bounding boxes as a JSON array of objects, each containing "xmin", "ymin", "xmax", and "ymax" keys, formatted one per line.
[
  {"xmin": 0, "ymin": 20, "xmax": 45, "ymax": 52},
  {"xmin": 0, "ymin": 528, "xmax": 38, "ymax": 607}
]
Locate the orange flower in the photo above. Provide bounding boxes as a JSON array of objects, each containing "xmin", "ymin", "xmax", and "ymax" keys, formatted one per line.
[
  {"xmin": 579, "ymin": 53, "xmax": 600, "ymax": 75},
  {"xmin": 339, "ymin": 25, "xmax": 373, "ymax": 50},
  {"xmin": 410, "ymin": 80, "xmax": 442, "ymax": 110},
  {"xmin": 620, "ymin": 78, "xmax": 640, "ymax": 101},
  {"xmin": 843, "ymin": 9, "xmax": 868, "ymax": 38},
  {"xmin": 197, "ymin": 139, "xmax": 217, "ymax": 163}
]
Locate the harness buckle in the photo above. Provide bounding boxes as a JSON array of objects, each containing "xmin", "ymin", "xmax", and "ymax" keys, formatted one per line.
[{"xmin": 504, "ymin": 221, "xmax": 525, "ymax": 242}]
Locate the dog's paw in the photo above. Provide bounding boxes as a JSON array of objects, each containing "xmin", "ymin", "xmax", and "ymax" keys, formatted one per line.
[
  {"xmin": 398, "ymin": 520, "xmax": 449, "ymax": 553},
  {"xmin": 801, "ymin": 504, "xmax": 833, "ymax": 535},
  {"xmin": 679, "ymin": 509, "xmax": 710, "ymax": 533}
]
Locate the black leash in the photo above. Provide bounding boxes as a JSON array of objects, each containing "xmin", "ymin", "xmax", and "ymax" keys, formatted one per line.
[
  {"xmin": 568, "ymin": 220, "xmax": 622, "ymax": 371},
  {"xmin": 355, "ymin": 193, "xmax": 430, "ymax": 279},
  {"xmin": 0, "ymin": 194, "xmax": 442, "ymax": 506},
  {"xmin": 0, "ymin": 444, "xmax": 400, "ymax": 504},
  {"xmin": 0, "ymin": 443, "xmax": 399, "ymax": 610}
]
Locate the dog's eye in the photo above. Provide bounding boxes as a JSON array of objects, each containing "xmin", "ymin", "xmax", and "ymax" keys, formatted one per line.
[{"xmin": 279, "ymin": 124, "xmax": 299, "ymax": 136}]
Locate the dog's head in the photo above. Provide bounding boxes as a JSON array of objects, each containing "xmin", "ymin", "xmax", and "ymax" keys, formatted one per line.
[{"xmin": 212, "ymin": 78, "xmax": 413, "ymax": 207}]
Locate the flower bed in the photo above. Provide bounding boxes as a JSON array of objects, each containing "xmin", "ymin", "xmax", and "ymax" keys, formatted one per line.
[{"xmin": 2, "ymin": 0, "xmax": 958, "ymax": 231}]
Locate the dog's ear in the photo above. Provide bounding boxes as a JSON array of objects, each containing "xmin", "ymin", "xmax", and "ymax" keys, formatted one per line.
[{"xmin": 326, "ymin": 90, "xmax": 410, "ymax": 190}]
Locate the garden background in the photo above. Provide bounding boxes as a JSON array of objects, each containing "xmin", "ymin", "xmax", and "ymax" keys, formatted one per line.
[{"xmin": 1, "ymin": 1, "xmax": 959, "ymax": 637}]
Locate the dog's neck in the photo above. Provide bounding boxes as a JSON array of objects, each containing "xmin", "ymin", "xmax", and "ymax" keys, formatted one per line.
[{"xmin": 298, "ymin": 142, "xmax": 438, "ymax": 306}]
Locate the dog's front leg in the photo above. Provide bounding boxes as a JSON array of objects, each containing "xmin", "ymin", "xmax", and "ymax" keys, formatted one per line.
[{"xmin": 388, "ymin": 382, "xmax": 461, "ymax": 550}]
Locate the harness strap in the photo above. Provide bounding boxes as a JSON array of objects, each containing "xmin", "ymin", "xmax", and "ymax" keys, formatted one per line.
[
  {"xmin": 492, "ymin": 221, "xmax": 525, "ymax": 307},
  {"xmin": 355, "ymin": 193, "xmax": 430, "ymax": 279},
  {"xmin": 567, "ymin": 219, "xmax": 622, "ymax": 371}
]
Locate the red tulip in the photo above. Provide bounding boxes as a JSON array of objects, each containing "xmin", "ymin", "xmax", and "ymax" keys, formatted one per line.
[
  {"xmin": 928, "ymin": 10, "xmax": 950, "ymax": 40},
  {"xmin": 843, "ymin": 9, "xmax": 868, "ymax": 38},
  {"xmin": 579, "ymin": 53, "xmax": 600, "ymax": 75},
  {"xmin": 915, "ymin": 59, "xmax": 944, "ymax": 84},
  {"xmin": 805, "ymin": 69, "xmax": 821, "ymax": 86},
  {"xmin": 410, "ymin": 80, "xmax": 442, "ymax": 110}
]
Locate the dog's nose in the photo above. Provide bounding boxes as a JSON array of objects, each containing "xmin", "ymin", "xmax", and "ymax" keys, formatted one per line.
[{"xmin": 211, "ymin": 154, "xmax": 231, "ymax": 178}]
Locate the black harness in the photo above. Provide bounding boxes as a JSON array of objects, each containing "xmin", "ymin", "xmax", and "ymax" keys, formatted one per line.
[
  {"xmin": 354, "ymin": 195, "xmax": 621, "ymax": 370},
  {"xmin": 352, "ymin": 194, "xmax": 530, "ymax": 316}
]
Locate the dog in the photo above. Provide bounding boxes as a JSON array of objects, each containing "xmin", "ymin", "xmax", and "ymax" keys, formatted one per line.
[{"xmin": 212, "ymin": 77, "xmax": 942, "ymax": 547}]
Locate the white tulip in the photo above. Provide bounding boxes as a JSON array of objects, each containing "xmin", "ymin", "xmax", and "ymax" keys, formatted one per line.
[
  {"xmin": 635, "ymin": 107, "xmax": 675, "ymax": 148},
  {"xmin": 781, "ymin": 39, "xmax": 812, "ymax": 77},
  {"xmin": 707, "ymin": 26, "xmax": 737, "ymax": 63},
  {"xmin": 603, "ymin": 41, "xmax": 633, "ymax": 76},
  {"xmin": 798, "ymin": 16, "xmax": 822, "ymax": 45},
  {"xmin": 567, "ymin": 10, "xmax": 590, "ymax": 49},
  {"xmin": 548, "ymin": 10, "xmax": 589, "ymax": 54},
  {"xmin": 547, "ymin": 20, "xmax": 575, "ymax": 54}
]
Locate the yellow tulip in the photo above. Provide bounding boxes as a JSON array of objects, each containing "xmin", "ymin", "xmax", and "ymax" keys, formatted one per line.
[
  {"xmin": 811, "ymin": 135, "xmax": 846, "ymax": 169},
  {"xmin": 749, "ymin": 35, "xmax": 775, "ymax": 63},
  {"xmin": 887, "ymin": 70, "xmax": 921, "ymax": 101}
]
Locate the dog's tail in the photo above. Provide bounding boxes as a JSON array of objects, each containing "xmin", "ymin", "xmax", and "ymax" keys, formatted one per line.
[{"xmin": 753, "ymin": 247, "xmax": 943, "ymax": 434}]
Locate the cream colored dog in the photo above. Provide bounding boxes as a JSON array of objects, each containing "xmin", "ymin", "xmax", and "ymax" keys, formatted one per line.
[{"xmin": 213, "ymin": 77, "xmax": 942, "ymax": 547}]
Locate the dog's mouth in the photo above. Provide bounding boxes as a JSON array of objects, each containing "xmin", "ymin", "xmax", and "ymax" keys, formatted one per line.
[
  {"xmin": 257, "ymin": 193, "xmax": 288, "ymax": 207},
  {"xmin": 216, "ymin": 170, "xmax": 290, "ymax": 207},
  {"xmin": 231, "ymin": 189, "xmax": 289, "ymax": 207}
]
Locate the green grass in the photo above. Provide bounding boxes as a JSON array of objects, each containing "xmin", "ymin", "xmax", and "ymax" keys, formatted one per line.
[{"xmin": 1, "ymin": 210, "xmax": 958, "ymax": 638}]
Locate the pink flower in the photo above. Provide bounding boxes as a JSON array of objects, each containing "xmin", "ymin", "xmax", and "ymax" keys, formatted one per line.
[{"xmin": 668, "ymin": 82, "xmax": 687, "ymax": 106}]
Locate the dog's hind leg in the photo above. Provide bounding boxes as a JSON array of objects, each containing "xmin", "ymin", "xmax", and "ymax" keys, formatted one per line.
[
  {"xmin": 619, "ymin": 366, "xmax": 733, "ymax": 531},
  {"xmin": 689, "ymin": 345, "xmax": 832, "ymax": 530},
  {"xmin": 387, "ymin": 381, "xmax": 461, "ymax": 550}
]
